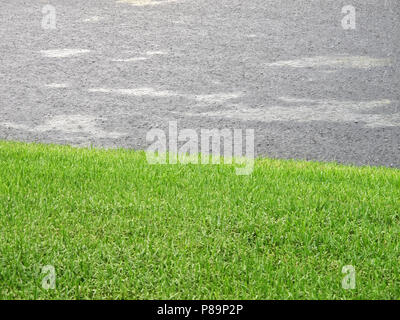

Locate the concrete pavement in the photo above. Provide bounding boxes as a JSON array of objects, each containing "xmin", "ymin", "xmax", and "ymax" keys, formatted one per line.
[{"xmin": 0, "ymin": 0, "xmax": 399, "ymax": 167}]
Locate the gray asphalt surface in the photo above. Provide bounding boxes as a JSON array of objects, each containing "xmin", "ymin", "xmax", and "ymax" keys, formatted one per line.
[{"xmin": 1, "ymin": 0, "xmax": 399, "ymax": 167}]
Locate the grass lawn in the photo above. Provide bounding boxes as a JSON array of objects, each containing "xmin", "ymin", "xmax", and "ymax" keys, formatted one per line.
[{"xmin": 0, "ymin": 140, "xmax": 399, "ymax": 299}]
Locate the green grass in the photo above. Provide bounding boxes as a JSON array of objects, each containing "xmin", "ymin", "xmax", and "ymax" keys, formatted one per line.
[{"xmin": 0, "ymin": 140, "xmax": 399, "ymax": 300}]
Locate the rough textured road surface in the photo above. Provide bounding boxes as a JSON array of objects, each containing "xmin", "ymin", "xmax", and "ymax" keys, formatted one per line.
[{"xmin": 1, "ymin": 0, "xmax": 399, "ymax": 167}]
